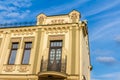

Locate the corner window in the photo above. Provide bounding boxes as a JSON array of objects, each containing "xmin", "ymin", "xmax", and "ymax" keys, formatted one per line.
[
  {"xmin": 8, "ymin": 42, "xmax": 18, "ymax": 64},
  {"xmin": 22, "ymin": 42, "xmax": 32, "ymax": 64}
]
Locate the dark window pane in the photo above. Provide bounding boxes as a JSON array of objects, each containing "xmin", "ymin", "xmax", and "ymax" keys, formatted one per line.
[
  {"xmin": 48, "ymin": 40, "xmax": 62, "ymax": 71},
  {"xmin": 25, "ymin": 42, "xmax": 32, "ymax": 48},
  {"xmin": 9, "ymin": 50, "xmax": 17, "ymax": 64},
  {"xmin": 22, "ymin": 49, "xmax": 31, "ymax": 64},
  {"xmin": 50, "ymin": 49, "xmax": 55, "ymax": 63},
  {"xmin": 51, "ymin": 42, "xmax": 54, "ymax": 47},
  {"xmin": 8, "ymin": 43, "xmax": 18, "ymax": 64},
  {"xmin": 50, "ymin": 41, "xmax": 62, "ymax": 47},
  {"xmin": 59, "ymin": 42, "xmax": 62, "ymax": 46},
  {"xmin": 56, "ymin": 42, "xmax": 60, "ymax": 46},
  {"xmin": 12, "ymin": 43, "xmax": 18, "ymax": 49},
  {"xmin": 22, "ymin": 42, "xmax": 32, "ymax": 64},
  {"xmin": 56, "ymin": 49, "xmax": 61, "ymax": 60},
  {"xmin": 53, "ymin": 42, "xmax": 57, "ymax": 46}
]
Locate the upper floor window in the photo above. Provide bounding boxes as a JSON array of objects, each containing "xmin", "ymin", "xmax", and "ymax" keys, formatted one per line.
[
  {"xmin": 22, "ymin": 42, "xmax": 32, "ymax": 64},
  {"xmin": 8, "ymin": 42, "xmax": 18, "ymax": 64},
  {"xmin": 48, "ymin": 40, "xmax": 62, "ymax": 71}
]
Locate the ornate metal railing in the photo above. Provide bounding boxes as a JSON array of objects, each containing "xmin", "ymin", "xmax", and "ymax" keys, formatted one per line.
[
  {"xmin": 0, "ymin": 21, "xmax": 36, "ymax": 28},
  {"xmin": 40, "ymin": 56, "xmax": 67, "ymax": 73}
]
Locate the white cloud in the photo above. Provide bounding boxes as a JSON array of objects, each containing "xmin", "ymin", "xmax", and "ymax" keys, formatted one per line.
[
  {"xmin": 6, "ymin": 10, "xmax": 30, "ymax": 18},
  {"xmin": 88, "ymin": 10, "xmax": 120, "ymax": 22},
  {"xmin": 96, "ymin": 56, "xmax": 117, "ymax": 64},
  {"xmin": 92, "ymin": 49, "xmax": 113, "ymax": 56},
  {"xmin": 114, "ymin": 35, "xmax": 120, "ymax": 43},
  {"xmin": 84, "ymin": 1, "xmax": 120, "ymax": 17},
  {"xmin": 0, "ymin": 0, "xmax": 32, "ymax": 8},
  {"xmin": 0, "ymin": 1, "xmax": 32, "ymax": 24},
  {"xmin": 90, "ymin": 21, "xmax": 120, "ymax": 42},
  {"xmin": 92, "ymin": 72, "xmax": 120, "ymax": 80},
  {"xmin": 85, "ymin": 1, "xmax": 120, "ymax": 42},
  {"xmin": 11, "ymin": 0, "xmax": 32, "ymax": 8}
]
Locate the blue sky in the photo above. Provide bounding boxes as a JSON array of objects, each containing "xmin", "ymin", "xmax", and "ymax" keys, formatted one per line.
[{"xmin": 0, "ymin": 0, "xmax": 120, "ymax": 80}]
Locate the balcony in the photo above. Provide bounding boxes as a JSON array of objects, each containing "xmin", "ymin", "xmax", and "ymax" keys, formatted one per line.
[{"xmin": 39, "ymin": 57, "xmax": 67, "ymax": 79}]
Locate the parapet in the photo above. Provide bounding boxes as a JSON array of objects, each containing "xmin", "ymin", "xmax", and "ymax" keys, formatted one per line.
[{"xmin": 36, "ymin": 10, "xmax": 81, "ymax": 25}]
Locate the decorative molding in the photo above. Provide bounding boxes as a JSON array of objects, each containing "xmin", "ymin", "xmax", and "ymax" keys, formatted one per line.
[
  {"xmin": 62, "ymin": 47, "xmax": 68, "ymax": 56},
  {"xmin": 13, "ymin": 32, "xmax": 34, "ymax": 36},
  {"xmin": 37, "ymin": 14, "xmax": 46, "ymax": 25},
  {"xmin": 51, "ymin": 19, "xmax": 65, "ymax": 24},
  {"xmin": 17, "ymin": 65, "xmax": 30, "ymax": 72},
  {"xmin": 0, "ymin": 38, "xmax": 2, "ymax": 46},
  {"xmin": 39, "ymin": 16, "xmax": 44, "ymax": 24},
  {"xmin": 22, "ymin": 37, "xmax": 35, "ymax": 48},
  {"xmin": 47, "ymin": 35, "xmax": 65, "ymax": 47},
  {"xmin": 3, "ymin": 65, "xmax": 31, "ymax": 72},
  {"xmin": 23, "ymin": 37, "xmax": 34, "ymax": 42},
  {"xmin": 71, "ymin": 13, "xmax": 78, "ymax": 23},
  {"xmin": 43, "ymin": 26, "xmax": 70, "ymax": 34},
  {"xmin": 11, "ymin": 28, "xmax": 36, "ymax": 33},
  {"xmin": 0, "ymin": 31, "xmax": 3, "ymax": 37},
  {"xmin": 82, "ymin": 75, "xmax": 86, "ymax": 80},
  {"xmin": 3, "ymin": 31, "xmax": 10, "ymax": 34},
  {"xmin": 11, "ymin": 28, "xmax": 36, "ymax": 36},
  {"xmin": 3, "ymin": 65, "xmax": 16, "ymax": 72},
  {"xmin": 69, "ymin": 10, "xmax": 80, "ymax": 23},
  {"xmin": 0, "ymin": 31, "xmax": 3, "ymax": 33},
  {"xmin": 8, "ymin": 37, "xmax": 21, "ymax": 49}
]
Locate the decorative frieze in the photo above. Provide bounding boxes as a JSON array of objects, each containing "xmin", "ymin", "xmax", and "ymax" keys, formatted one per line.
[
  {"xmin": 11, "ymin": 28, "xmax": 36, "ymax": 36},
  {"xmin": 13, "ymin": 32, "xmax": 34, "ymax": 36},
  {"xmin": 3, "ymin": 65, "xmax": 16, "ymax": 72},
  {"xmin": 51, "ymin": 19, "xmax": 67, "ymax": 24},
  {"xmin": 3, "ymin": 65, "xmax": 31, "ymax": 72},
  {"xmin": 17, "ymin": 65, "xmax": 30, "ymax": 72},
  {"xmin": 43, "ymin": 26, "xmax": 70, "ymax": 34}
]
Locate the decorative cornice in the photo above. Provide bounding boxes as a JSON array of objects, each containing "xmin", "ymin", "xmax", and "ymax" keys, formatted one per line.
[
  {"xmin": 11, "ymin": 28, "xmax": 36, "ymax": 33},
  {"xmin": 11, "ymin": 28, "xmax": 37, "ymax": 36},
  {"xmin": 43, "ymin": 26, "xmax": 70, "ymax": 34}
]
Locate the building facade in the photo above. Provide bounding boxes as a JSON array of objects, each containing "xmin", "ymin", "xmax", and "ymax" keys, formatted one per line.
[{"xmin": 0, "ymin": 10, "xmax": 92, "ymax": 80}]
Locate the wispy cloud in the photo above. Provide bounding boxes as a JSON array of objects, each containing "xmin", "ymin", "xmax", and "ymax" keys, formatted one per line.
[
  {"xmin": 96, "ymin": 56, "xmax": 117, "ymax": 64},
  {"xmin": 92, "ymin": 72, "xmax": 120, "ymax": 80},
  {"xmin": 90, "ymin": 20, "xmax": 120, "ymax": 42},
  {"xmin": 114, "ymin": 35, "xmax": 120, "ymax": 44},
  {"xmin": 84, "ymin": 1, "xmax": 120, "ymax": 17},
  {"xmin": 92, "ymin": 49, "xmax": 113, "ymax": 56},
  {"xmin": 0, "ymin": 0, "xmax": 32, "ymax": 8},
  {"xmin": 0, "ymin": 0, "xmax": 32, "ymax": 24},
  {"xmin": 88, "ymin": 10, "xmax": 120, "ymax": 21},
  {"xmin": 33, "ymin": 0, "xmax": 89, "ymax": 16}
]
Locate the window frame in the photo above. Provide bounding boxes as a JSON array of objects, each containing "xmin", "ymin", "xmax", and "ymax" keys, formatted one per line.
[
  {"xmin": 21, "ymin": 42, "xmax": 32, "ymax": 65},
  {"xmin": 8, "ymin": 42, "xmax": 19, "ymax": 65},
  {"xmin": 48, "ymin": 40, "xmax": 63, "ymax": 71}
]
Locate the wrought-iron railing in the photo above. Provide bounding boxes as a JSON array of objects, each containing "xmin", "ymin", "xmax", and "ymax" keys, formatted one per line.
[
  {"xmin": 0, "ymin": 21, "xmax": 36, "ymax": 28},
  {"xmin": 40, "ymin": 56, "xmax": 67, "ymax": 73}
]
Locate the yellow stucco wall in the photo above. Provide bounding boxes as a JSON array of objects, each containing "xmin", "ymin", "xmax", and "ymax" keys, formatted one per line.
[{"xmin": 0, "ymin": 10, "xmax": 91, "ymax": 80}]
